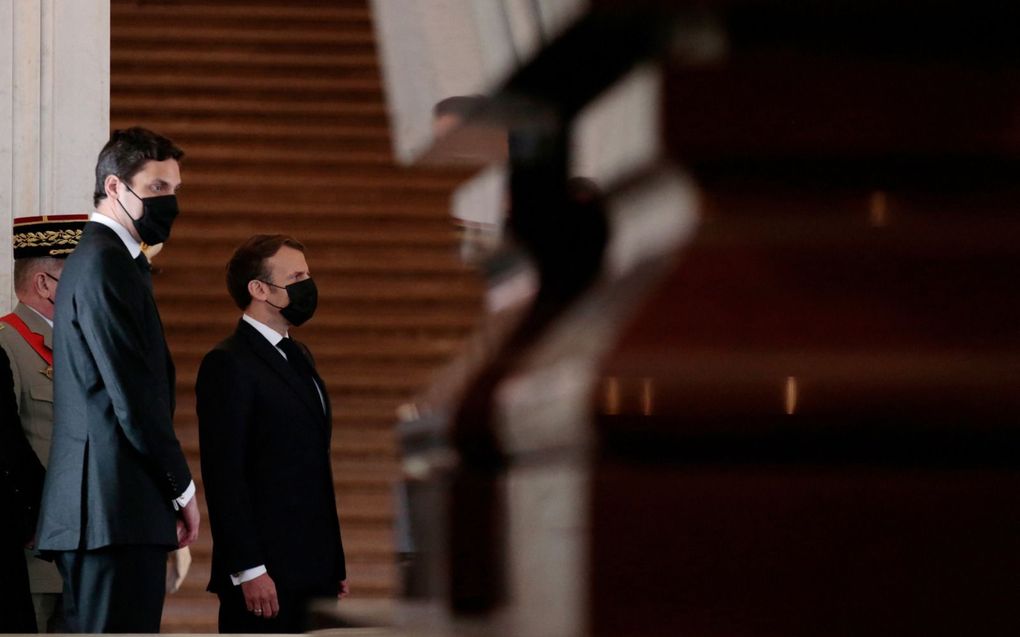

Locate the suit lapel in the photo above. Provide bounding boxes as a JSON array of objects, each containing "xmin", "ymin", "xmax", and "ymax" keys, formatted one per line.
[{"xmin": 236, "ymin": 321, "xmax": 326, "ymax": 426}]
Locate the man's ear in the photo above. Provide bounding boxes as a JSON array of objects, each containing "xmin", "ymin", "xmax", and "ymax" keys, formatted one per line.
[
  {"xmin": 248, "ymin": 279, "xmax": 266, "ymax": 302},
  {"xmin": 33, "ymin": 271, "xmax": 50, "ymax": 298},
  {"xmin": 104, "ymin": 174, "xmax": 120, "ymax": 200}
]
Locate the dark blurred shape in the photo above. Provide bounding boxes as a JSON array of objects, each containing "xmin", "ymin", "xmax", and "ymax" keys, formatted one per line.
[
  {"xmin": 397, "ymin": 2, "xmax": 1020, "ymax": 636},
  {"xmin": 449, "ymin": 156, "xmax": 608, "ymax": 613}
]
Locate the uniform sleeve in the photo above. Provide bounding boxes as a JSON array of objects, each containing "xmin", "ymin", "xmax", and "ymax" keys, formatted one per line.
[
  {"xmin": 76, "ymin": 261, "xmax": 192, "ymax": 500},
  {"xmin": 197, "ymin": 348, "xmax": 265, "ymax": 574}
]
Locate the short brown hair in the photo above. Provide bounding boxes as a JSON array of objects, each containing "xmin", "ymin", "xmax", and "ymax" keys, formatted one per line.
[
  {"xmin": 226, "ymin": 234, "xmax": 305, "ymax": 310},
  {"xmin": 93, "ymin": 127, "xmax": 184, "ymax": 207}
]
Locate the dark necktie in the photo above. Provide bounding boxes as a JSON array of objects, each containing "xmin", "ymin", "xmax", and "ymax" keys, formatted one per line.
[
  {"xmin": 277, "ymin": 337, "xmax": 323, "ymax": 414},
  {"xmin": 135, "ymin": 253, "xmax": 153, "ymax": 291}
]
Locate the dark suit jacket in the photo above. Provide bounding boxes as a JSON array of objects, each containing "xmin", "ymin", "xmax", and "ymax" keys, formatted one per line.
[
  {"xmin": 36, "ymin": 221, "xmax": 191, "ymax": 551},
  {"xmin": 197, "ymin": 319, "xmax": 345, "ymax": 595}
]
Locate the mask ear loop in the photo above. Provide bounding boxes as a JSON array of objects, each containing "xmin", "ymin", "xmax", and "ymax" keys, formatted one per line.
[
  {"xmin": 115, "ymin": 179, "xmax": 143, "ymax": 223},
  {"xmin": 257, "ymin": 280, "xmax": 289, "ymax": 310},
  {"xmin": 43, "ymin": 272, "xmax": 60, "ymax": 305}
]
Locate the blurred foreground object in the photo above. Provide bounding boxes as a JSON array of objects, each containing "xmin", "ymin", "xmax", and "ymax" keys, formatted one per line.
[{"xmin": 361, "ymin": 2, "xmax": 1020, "ymax": 637}]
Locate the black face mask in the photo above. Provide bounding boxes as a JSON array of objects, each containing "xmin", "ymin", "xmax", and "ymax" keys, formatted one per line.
[
  {"xmin": 118, "ymin": 182, "xmax": 179, "ymax": 245},
  {"xmin": 262, "ymin": 278, "xmax": 318, "ymax": 326}
]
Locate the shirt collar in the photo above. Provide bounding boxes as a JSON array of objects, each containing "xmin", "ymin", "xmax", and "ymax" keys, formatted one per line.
[
  {"xmin": 23, "ymin": 303, "xmax": 53, "ymax": 329},
  {"xmin": 90, "ymin": 212, "xmax": 142, "ymax": 258},
  {"xmin": 242, "ymin": 314, "xmax": 288, "ymax": 347}
]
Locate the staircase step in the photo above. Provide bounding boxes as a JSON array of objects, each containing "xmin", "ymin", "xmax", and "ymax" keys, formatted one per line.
[
  {"xmin": 112, "ymin": 1, "xmax": 371, "ymax": 21},
  {"xmin": 109, "ymin": 117, "xmax": 391, "ymax": 145},
  {"xmin": 175, "ymin": 168, "xmax": 461, "ymax": 189},
  {"xmin": 112, "ymin": 118, "xmax": 391, "ymax": 143},
  {"xmin": 167, "ymin": 197, "xmax": 457, "ymax": 218},
  {"xmin": 172, "ymin": 557, "xmax": 397, "ymax": 594},
  {"xmin": 184, "ymin": 523, "xmax": 401, "ymax": 559},
  {"xmin": 112, "ymin": 95, "xmax": 387, "ymax": 118},
  {"xmin": 177, "ymin": 425, "xmax": 395, "ymax": 457},
  {"xmin": 164, "ymin": 228, "xmax": 462, "ymax": 251},
  {"xmin": 114, "ymin": 48, "xmax": 378, "ymax": 71},
  {"xmin": 173, "ymin": 394, "xmax": 414, "ymax": 421},
  {"xmin": 165, "ymin": 143, "xmax": 396, "ymax": 165},
  {"xmin": 171, "ymin": 337, "xmax": 466, "ymax": 358},
  {"xmin": 115, "ymin": 71, "xmax": 381, "ymax": 92},
  {"xmin": 186, "ymin": 471, "xmax": 399, "ymax": 504},
  {"xmin": 114, "ymin": 25, "xmax": 375, "ymax": 46},
  {"xmin": 174, "ymin": 369, "xmax": 435, "ymax": 396}
]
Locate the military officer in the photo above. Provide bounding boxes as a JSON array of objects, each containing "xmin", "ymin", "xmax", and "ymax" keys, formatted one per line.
[{"xmin": 0, "ymin": 213, "xmax": 87, "ymax": 632}]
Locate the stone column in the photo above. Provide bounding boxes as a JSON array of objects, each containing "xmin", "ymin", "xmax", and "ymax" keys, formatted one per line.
[{"xmin": 0, "ymin": 0, "xmax": 109, "ymax": 312}]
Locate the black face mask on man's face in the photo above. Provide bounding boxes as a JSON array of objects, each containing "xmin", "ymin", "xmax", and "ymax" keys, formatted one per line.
[
  {"xmin": 118, "ymin": 182, "xmax": 179, "ymax": 245},
  {"xmin": 262, "ymin": 278, "xmax": 318, "ymax": 327}
]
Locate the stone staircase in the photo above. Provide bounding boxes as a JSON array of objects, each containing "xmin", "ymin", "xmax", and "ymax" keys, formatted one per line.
[{"xmin": 110, "ymin": 0, "xmax": 481, "ymax": 631}]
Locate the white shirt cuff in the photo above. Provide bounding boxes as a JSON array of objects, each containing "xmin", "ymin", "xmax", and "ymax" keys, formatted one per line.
[
  {"xmin": 172, "ymin": 480, "xmax": 196, "ymax": 510},
  {"xmin": 230, "ymin": 565, "xmax": 268, "ymax": 586}
]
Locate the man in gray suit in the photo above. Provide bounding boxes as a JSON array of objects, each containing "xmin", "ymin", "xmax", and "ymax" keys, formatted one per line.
[
  {"xmin": 35, "ymin": 127, "xmax": 200, "ymax": 633},
  {"xmin": 0, "ymin": 213, "xmax": 87, "ymax": 631}
]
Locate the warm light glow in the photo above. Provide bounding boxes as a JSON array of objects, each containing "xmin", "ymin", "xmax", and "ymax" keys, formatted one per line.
[
  {"xmin": 785, "ymin": 376, "xmax": 798, "ymax": 415},
  {"xmin": 869, "ymin": 190, "xmax": 889, "ymax": 227},
  {"xmin": 604, "ymin": 377, "xmax": 621, "ymax": 415},
  {"xmin": 641, "ymin": 378, "xmax": 655, "ymax": 415}
]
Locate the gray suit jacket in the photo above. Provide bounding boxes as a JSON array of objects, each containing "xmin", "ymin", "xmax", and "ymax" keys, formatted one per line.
[{"xmin": 36, "ymin": 221, "xmax": 191, "ymax": 551}]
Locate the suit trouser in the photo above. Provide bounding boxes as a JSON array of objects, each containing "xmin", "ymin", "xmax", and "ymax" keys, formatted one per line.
[
  {"xmin": 54, "ymin": 545, "xmax": 167, "ymax": 634},
  {"xmin": 32, "ymin": 593, "xmax": 64, "ymax": 633},
  {"xmin": 0, "ymin": 540, "xmax": 36, "ymax": 633}
]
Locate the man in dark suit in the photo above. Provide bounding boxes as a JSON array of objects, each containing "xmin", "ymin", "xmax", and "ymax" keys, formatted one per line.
[
  {"xmin": 34, "ymin": 127, "xmax": 200, "ymax": 633},
  {"xmin": 0, "ymin": 347, "xmax": 45, "ymax": 633},
  {"xmin": 197, "ymin": 234, "xmax": 347, "ymax": 633}
]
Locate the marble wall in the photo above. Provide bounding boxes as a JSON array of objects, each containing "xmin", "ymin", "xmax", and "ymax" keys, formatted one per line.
[{"xmin": 0, "ymin": 0, "xmax": 108, "ymax": 311}]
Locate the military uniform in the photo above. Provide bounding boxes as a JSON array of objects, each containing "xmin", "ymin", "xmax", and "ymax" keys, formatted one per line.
[
  {"xmin": 0, "ymin": 303, "xmax": 62, "ymax": 615},
  {"xmin": 1, "ymin": 213, "xmax": 86, "ymax": 631}
]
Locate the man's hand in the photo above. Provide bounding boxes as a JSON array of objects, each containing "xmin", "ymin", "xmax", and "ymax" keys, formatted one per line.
[
  {"xmin": 242, "ymin": 573, "xmax": 279, "ymax": 619},
  {"xmin": 176, "ymin": 496, "xmax": 200, "ymax": 548},
  {"xmin": 166, "ymin": 546, "xmax": 192, "ymax": 594},
  {"xmin": 338, "ymin": 579, "xmax": 349, "ymax": 599}
]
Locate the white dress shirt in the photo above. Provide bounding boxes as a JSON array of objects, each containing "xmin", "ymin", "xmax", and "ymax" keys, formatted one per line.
[{"xmin": 89, "ymin": 212, "xmax": 142, "ymax": 258}]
